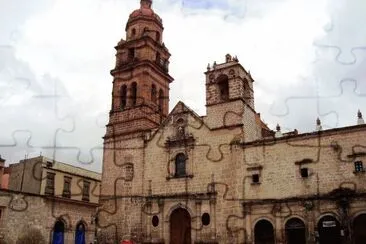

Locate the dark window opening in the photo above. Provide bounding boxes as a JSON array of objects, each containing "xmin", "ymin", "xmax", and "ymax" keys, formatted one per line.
[
  {"xmin": 82, "ymin": 181, "xmax": 90, "ymax": 202},
  {"xmin": 355, "ymin": 161, "xmax": 364, "ymax": 172},
  {"xmin": 300, "ymin": 168, "xmax": 309, "ymax": 178},
  {"xmin": 175, "ymin": 153, "xmax": 186, "ymax": 177},
  {"xmin": 252, "ymin": 174, "xmax": 259, "ymax": 184},
  {"xmin": 131, "ymin": 82, "xmax": 137, "ymax": 106},
  {"xmin": 45, "ymin": 172, "xmax": 55, "ymax": 195},
  {"xmin": 151, "ymin": 84, "xmax": 157, "ymax": 103},
  {"xmin": 202, "ymin": 213, "xmax": 210, "ymax": 226},
  {"xmin": 62, "ymin": 176, "xmax": 71, "ymax": 198},
  {"xmin": 131, "ymin": 28, "xmax": 136, "ymax": 37},
  {"xmin": 120, "ymin": 85, "xmax": 127, "ymax": 110},
  {"xmin": 158, "ymin": 89, "xmax": 164, "ymax": 112},
  {"xmin": 217, "ymin": 75, "xmax": 229, "ymax": 101},
  {"xmin": 156, "ymin": 32, "xmax": 160, "ymax": 42},
  {"xmin": 128, "ymin": 48, "xmax": 135, "ymax": 61},
  {"xmin": 156, "ymin": 52, "xmax": 161, "ymax": 63},
  {"xmin": 152, "ymin": 215, "xmax": 159, "ymax": 227}
]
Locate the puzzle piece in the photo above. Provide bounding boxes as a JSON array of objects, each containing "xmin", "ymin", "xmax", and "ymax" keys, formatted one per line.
[{"xmin": 313, "ymin": 0, "xmax": 366, "ymax": 65}]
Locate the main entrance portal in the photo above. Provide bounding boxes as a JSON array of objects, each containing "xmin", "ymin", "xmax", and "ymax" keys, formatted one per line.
[{"xmin": 170, "ymin": 208, "xmax": 191, "ymax": 244}]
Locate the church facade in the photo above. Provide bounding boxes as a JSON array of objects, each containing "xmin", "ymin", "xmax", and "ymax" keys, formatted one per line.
[{"xmin": 99, "ymin": 1, "xmax": 366, "ymax": 243}]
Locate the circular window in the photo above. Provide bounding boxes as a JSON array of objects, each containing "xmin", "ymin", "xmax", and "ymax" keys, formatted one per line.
[
  {"xmin": 152, "ymin": 215, "xmax": 159, "ymax": 227},
  {"xmin": 202, "ymin": 213, "xmax": 210, "ymax": 226}
]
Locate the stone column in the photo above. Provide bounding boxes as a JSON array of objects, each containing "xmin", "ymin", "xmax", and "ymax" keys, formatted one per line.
[{"xmin": 195, "ymin": 200, "xmax": 202, "ymax": 241}]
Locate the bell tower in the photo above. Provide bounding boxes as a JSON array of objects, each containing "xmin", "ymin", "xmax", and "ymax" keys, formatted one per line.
[
  {"xmin": 204, "ymin": 54, "xmax": 261, "ymax": 142},
  {"xmin": 105, "ymin": 0, "xmax": 174, "ymax": 140}
]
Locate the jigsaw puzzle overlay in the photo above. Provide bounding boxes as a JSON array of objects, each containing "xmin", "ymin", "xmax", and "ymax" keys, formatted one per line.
[{"xmin": 0, "ymin": 0, "xmax": 366, "ymax": 243}]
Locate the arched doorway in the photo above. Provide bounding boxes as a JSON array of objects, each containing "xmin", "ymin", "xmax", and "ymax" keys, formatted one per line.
[
  {"xmin": 317, "ymin": 215, "xmax": 341, "ymax": 244},
  {"xmin": 353, "ymin": 214, "xmax": 366, "ymax": 244},
  {"xmin": 53, "ymin": 220, "xmax": 65, "ymax": 244},
  {"xmin": 170, "ymin": 208, "xmax": 191, "ymax": 244},
  {"xmin": 75, "ymin": 222, "xmax": 86, "ymax": 244},
  {"xmin": 254, "ymin": 219, "xmax": 275, "ymax": 244},
  {"xmin": 285, "ymin": 218, "xmax": 306, "ymax": 244}
]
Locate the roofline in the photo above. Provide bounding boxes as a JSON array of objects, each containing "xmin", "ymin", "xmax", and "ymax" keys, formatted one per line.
[{"xmin": 238, "ymin": 123, "xmax": 366, "ymax": 147}]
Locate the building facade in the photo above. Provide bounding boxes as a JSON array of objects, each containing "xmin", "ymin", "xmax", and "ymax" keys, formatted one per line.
[
  {"xmin": 99, "ymin": 1, "xmax": 366, "ymax": 243},
  {"xmin": 0, "ymin": 156, "xmax": 101, "ymax": 244}
]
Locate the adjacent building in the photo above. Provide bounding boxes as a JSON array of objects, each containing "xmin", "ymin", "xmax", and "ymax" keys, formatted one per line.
[
  {"xmin": 99, "ymin": 1, "xmax": 366, "ymax": 244},
  {"xmin": 0, "ymin": 156, "xmax": 101, "ymax": 244}
]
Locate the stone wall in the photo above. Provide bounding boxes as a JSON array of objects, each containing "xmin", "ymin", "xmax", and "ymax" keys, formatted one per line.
[{"xmin": 0, "ymin": 189, "xmax": 97, "ymax": 244}]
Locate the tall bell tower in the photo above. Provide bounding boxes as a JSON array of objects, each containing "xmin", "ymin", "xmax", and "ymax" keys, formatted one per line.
[
  {"xmin": 105, "ymin": 0, "xmax": 174, "ymax": 140},
  {"xmin": 100, "ymin": 1, "xmax": 174, "ymax": 240}
]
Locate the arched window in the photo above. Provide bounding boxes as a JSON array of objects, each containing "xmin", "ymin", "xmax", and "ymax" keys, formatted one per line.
[
  {"xmin": 217, "ymin": 75, "xmax": 229, "ymax": 101},
  {"xmin": 75, "ymin": 222, "xmax": 86, "ymax": 244},
  {"xmin": 156, "ymin": 52, "xmax": 161, "ymax": 63},
  {"xmin": 156, "ymin": 32, "xmax": 160, "ymax": 42},
  {"xmin": 131, "ymin": 28, "xmax": 136, "ymax": 37},
  {"xmin": 131, "ymin": 82, "xmax": 137, "ymax": 106},
  {"xmin": 158, "ymin": 89, "xmax": 164, "ymax": 112},
  {"xmin": 175, "ymin": 153, "xmax": 186, "ymax": 177},
  {"xmin": 151, "ymin": 84, "xmax": 157, "ymax": 103},
  {"xmin": 52, "ymin": 219, "xmax": 65, "ymax": 244},
  {"xmin": 120, "ymin": 85, "xmax": 127, "ymax": 109}
]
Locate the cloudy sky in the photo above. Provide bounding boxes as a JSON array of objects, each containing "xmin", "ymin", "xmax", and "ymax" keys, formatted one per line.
[{"xmin": 0, "ymin": 0, "xmax": 365, "ymax": 172}]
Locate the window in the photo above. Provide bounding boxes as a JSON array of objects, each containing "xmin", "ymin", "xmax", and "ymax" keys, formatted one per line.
[
  {"xmin": 152, "ymin": 215, "xmax": 159, "ymax": 227},
  {"xmin": 131, "ymin": 82, "xmax": 137, "ymax": 106},
  {"xmin": 175, "ymin": 153, "xmax": 186, "ymax": 177},
  {"xmin": 158, "ymin": 89, "xmax": 164, "ymax": 112},
  {"xmin": 128, "ymin": 48, "xmax": 135, "ymax": 61},
  {"xmin": 354, "ymin": 161, "xmax": 364, "ymax": 173},
  {"xmin": 300, "ymin": 168, "xmax": 309, "ymax": 178},
  {"xmin": 62, "ymin": 176, "xmax": 71, "ymax": 198},
  {"xmin": 120, "ymin": 85, "xmax": 127, "ymax": 109},
  {"xmin": 151, "ymin": 84, "xmax": 157, "ymax": 103},
  {"xmin": 82, "ymin": 181, "xmax": 90, "ymax": 201},
  {"xmin": 156, "ymin": 32, "xmax": 160, "ymax": 42},
  {"xmin": 131, "ymin": 28, "xmax": 136, "ymax": 37},
  {"xmin": 45, "ymin": 172, "xmax": 55, "ymax": 195},
  {"xmin": 217, "ymin": 75, "xmax": 229, "ymax": 101},
  {"xmin": 252, "ymin": 174, "xmax": 259, "ymax": 184},
  {"xmin": 202, "ymin": 213, "xmax": 210, "ymax": 226}
]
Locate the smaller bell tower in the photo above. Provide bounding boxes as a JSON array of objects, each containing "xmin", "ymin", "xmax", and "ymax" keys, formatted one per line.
[{"xmin": 204, "ymin": 54, "xmax": 260, "ymax": 141}]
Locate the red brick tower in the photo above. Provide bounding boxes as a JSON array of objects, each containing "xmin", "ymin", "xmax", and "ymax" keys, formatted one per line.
[
  {"xmin": 100, "ymin": 1, "xmax": 173, "ymax": 240},
  {"xmin": 105, "ymin": 0, "xmax": 174, "ymax": 140}
]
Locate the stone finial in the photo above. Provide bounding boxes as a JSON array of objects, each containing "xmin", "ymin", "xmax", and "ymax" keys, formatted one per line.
[
  {"xmin": 275, "ymin": 124, "xmax": 282, "ymax": 138},
  {"xmin": 225, "ymin": 54, "xmax": 232, "ymax": 63},
  {"xmin": 207, "ymin": 63, "xmax": 211, "ymax": 71},
  {"xmin": 213, "ymin": 61, "xmax": 217, "ymax": 69},
  {"xmin": 141, "ymin": 0, "xmax": 152, "ymax": 8},
  {"xmin": 233, "ymin": 55, "xmax": 238, "ymax": 62},
  {"xmin": 357, "ymin": 109, "xmax": 364, "ymax": 125},
  {"xmin": 316, "ymin": 117, "xmax": 322, "ymax": 131}
]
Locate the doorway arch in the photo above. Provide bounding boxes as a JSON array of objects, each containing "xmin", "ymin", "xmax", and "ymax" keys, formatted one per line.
[
  {"xmin": 353, "ymin": 213, "xmax": 366, "ymax": 244},
  {"xmin": 75, "ymin": 221, "xmax": 86, "ymax": 244},
  {"xmin": 52, "ymin": 219, "xmax": 65, "ymax": 244},
  {"xmin": 170, "ymin": 208, "xmax": 191, "ymax": 244},
  {"xmin": 254, "ymin": 219, "xmax": 275, "ymax": 244},
  {"xmin": 317, "ymin": 215, "xmax": 341, "ymax": 244},
  {"xmin": 285, "ymin": 217, "xmax": 306, "ymax": 244}
]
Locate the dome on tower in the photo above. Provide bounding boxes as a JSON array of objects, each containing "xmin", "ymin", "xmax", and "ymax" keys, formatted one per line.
[{"xmin": 127, "ymin": 0, "xmax": 162, "ymax": 26}]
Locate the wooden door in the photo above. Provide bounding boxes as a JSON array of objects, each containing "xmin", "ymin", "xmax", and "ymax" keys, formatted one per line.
[{"xmin": 170, "ymin": 208, "xmax": 191, "ymax": 244}]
